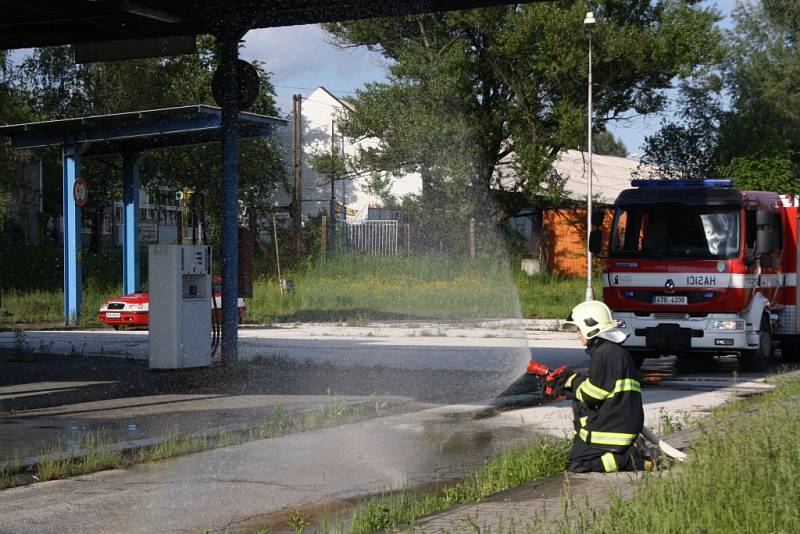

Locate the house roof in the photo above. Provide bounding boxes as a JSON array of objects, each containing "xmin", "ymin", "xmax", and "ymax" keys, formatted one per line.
[
  {"xmin": 494, "ymin": 149, "xmax": 641, "ymax": 206},
  {"xmin": 316, "ymin": 87, "xmax": 355, "ymax": 112},
  {"xmin": 553, "ymin": 149, "xmax": 640, "ymax": 205}
]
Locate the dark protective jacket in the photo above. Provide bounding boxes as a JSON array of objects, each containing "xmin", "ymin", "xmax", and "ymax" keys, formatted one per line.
[{"xmin": 564, "ymin": 338, "xmax": 644, "ymax": 455}]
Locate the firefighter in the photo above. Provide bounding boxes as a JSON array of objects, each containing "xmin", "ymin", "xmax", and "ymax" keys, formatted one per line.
[{"xmin": 555, "ymin": 300, "xmax": 647, "ymax": 473}]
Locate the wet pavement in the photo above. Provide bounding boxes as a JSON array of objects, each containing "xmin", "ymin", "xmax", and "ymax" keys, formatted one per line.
[
  {"xmin": 0, "ymin": 353, "xmax": 506, "ymax": 464},
  {"xmin": 0, "ymin": 363, "xmax": 774, "ymax": 533},
  {"xmin": 0, "ymin": 323, "xmax": 579, "ymax": 465},
  {"xmin": 0, "ymin": 322, "xmax": 783, "ymax": 533}
]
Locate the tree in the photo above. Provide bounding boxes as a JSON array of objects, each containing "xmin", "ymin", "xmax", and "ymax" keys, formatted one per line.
[
  {"xmin": 716, "ymin": 0, "xmax": 800, "ymax": 191},
  {"xmin": 641, "ymin": 1, "xmax": 800, "ymax": 190},
  {"xmin": 325, "ymin": 2, "xmax": 720, "ymax": 227},
  {"xmin": 593, "ymin": 131, "xmax": 627, "ymax": 157},
  {"xmin": 638, "ymin": 75, "xmax": 724, "ymax": 179},
  {"xmin": 0, "ymin": 51, "xmax": 36, "ymax": 237}
]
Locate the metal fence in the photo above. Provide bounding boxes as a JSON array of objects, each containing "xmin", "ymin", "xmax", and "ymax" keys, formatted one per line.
[{"xmin": 337, "ymin": 220, "xmax": 398, "ymax": 256}]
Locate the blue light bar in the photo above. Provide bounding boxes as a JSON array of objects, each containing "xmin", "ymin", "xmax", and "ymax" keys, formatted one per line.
[{"xmin": 630, "ymin": 179, "xmax": 733, "ymax": 188}]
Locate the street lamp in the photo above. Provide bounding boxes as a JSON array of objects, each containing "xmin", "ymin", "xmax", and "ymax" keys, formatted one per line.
[{"xmin": 584, "ymin": 10, "xmax": 596, "ymax": 302}]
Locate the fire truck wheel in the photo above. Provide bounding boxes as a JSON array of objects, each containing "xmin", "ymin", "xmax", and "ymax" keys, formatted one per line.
[{"xmin": 739, "ymin": 314, "xmax": 773, "ymax": 372}]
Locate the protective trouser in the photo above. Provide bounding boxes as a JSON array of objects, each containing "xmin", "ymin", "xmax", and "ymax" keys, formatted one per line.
[{"xmin": 567, "ymin": 437, "xmax": 647, "ymax": 473}]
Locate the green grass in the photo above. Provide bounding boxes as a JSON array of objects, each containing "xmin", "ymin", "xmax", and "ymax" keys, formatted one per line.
[
  {"xmin": 558, "ymin": 373, "xmax": 800, "ymax": 533},
  {"xmin": 36, "ymin": 433, "xmax": 125, "ymax": 482},
  {"xmin": 1, "ymin": 282, "xmax": 119, "ymax": 328},
  {"xmin": 247, "ymin": 255, "xmax": 598, "ymax": 324},
  {"xmin": 1, "ymin": 254, "xmax": 598, "ymax": 328},
  {"xmin": 343, "ymin": 438, "xmax": 569, "ymax": 534}
]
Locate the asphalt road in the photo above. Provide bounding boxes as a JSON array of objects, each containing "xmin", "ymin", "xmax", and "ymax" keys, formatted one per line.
[{"xmin": 0, "ymin": 323, "xmax": 588, "ymax": 369}]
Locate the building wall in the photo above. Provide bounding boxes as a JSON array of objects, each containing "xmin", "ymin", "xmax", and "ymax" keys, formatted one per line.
[
  {"xmin": 543, "ymin": 208, "xmax": 613, "ymax": 276},
  {"xmin": 277, "ymin": 87, "xmax": 422, "ymax": 220}
]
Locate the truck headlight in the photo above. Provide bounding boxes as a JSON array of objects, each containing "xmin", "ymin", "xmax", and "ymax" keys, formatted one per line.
[{"xmin": 711, "ymin": 320, "xmax": 745, "ymax": 330}]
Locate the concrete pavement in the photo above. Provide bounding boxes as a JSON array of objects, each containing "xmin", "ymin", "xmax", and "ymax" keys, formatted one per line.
[{"xmin": 0, "ymin": 370, "xmax": 773, "ymax": 533}]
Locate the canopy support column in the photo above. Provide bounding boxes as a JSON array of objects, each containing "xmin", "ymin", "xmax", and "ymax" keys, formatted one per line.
[
  {"xmin": 219, "ymin": 36, "xmax": 241, "ymax": 366},
  {"xmin": 122, "ymin": 152, "xmax": 144, "ymax": 295},
  {"xmin": 62, "ymin": 144, "xmax": 82, "ymax": 325}
]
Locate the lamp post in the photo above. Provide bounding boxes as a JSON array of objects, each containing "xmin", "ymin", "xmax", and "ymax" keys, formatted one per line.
[{"xmin": 584, "ymin": 10, "xmax": 596, "ymax": 302}]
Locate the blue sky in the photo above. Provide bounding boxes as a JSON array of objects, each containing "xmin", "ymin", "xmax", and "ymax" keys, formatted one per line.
[{"xmin": 241, "ymin": 0, "xmax": 738, "ymax": 158}]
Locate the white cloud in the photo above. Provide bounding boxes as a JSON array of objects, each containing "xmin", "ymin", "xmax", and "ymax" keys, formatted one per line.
[{"xmin": 241, "ymin": 24, "xmax": 388, "ymax": 114}]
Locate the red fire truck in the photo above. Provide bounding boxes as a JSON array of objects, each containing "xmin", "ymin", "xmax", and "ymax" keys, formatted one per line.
[{"xmin": 593, "ymin": 179, "xmax": 800, "ymax": 371}]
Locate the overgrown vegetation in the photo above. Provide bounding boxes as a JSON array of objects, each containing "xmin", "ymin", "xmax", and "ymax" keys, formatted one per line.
[{"xmin": 2, "ymin": 252, "xmax": 598, "ymax": 328}]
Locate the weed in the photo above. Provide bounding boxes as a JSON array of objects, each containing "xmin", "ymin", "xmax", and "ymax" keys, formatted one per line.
[
  {"xmin": 348, "ymin": 438, "xmax": 569, "ymax": 533},
  {"xmin": 657, "ymin": 408, "xmax": 685, "ymax": 435},
  {"xmin": 13, "ymin": 328, "xmax": 28, "ymax": 352},
  {"xmin": 287, "ymin": 510, "xmax": 309, "ymax": 533},
  {"xmin": 0, "ymin": 456, "xmax": 22, "ymax": 490},
  {"xmin": 418, "ymin": 329, "xmax": 447, "ymax": 337},
  {"xmin": 36, "ymin": 433, "xmax": 124, "ymax": 482}
]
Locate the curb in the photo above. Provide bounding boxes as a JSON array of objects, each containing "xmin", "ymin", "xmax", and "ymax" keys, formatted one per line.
[{"xmin": 239, "ymin": 319, "xmax": 566, "ymax": 331}]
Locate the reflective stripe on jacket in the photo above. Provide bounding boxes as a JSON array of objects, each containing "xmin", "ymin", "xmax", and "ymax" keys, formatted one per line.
[{"xmin": 565, "ymin": 338, "xmax": 644, "ymax": 452}]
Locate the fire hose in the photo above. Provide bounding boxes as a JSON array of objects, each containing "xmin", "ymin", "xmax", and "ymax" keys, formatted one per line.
[{"xmin": 526, "ymin": 359, "xmax": 687, "ymax": 462}]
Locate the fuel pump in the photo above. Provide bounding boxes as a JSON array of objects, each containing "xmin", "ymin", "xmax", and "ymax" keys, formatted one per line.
[{"xmin": 148, "ymin": 245, "xmax": 212, "ymax": 369}]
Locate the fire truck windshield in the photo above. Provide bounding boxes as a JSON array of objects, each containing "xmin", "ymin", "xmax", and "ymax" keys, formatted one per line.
[{"xmin": 610, "ymin": 205, "xmax": 740, "ymax": 259}]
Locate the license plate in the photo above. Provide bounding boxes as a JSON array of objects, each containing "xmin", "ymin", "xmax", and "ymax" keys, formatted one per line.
[
  {"xmin": 652, "ymin": 296, "xmax": 687, "ymax": 305},
  {"xmin": 106, "ymin": 312, "xmax": 121, "ymax": 318}
]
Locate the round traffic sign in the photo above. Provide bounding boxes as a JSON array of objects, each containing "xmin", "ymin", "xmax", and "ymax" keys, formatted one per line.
[{"xmin": 73, "ymin": 178, "xmax": 88, "ymax": 207}]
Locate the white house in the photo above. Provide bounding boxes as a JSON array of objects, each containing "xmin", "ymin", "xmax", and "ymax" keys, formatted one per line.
[{"xmin": 276, "ymin": 87, "xmax": 422, "ymax": 221}]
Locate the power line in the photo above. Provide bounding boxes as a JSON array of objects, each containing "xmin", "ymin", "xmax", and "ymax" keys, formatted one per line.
[{"xmin": 273, "ymin": 84, "xmax": 358, "ymax": 94}]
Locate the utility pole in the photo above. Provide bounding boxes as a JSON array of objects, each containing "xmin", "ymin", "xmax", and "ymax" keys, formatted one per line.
[
  {"xmin": 584, "ymin": 11, "xmax": 596, "ymax": 302},
  {"xmin": 291, "ymin": 94, "xmax": 305, "ymax": 258},
  {"xmin": 469, "ymin": 218, "xmax": 476, "ymax": 258},
  {"xmin": 329, "ymin": 119, "xmax": 336, "ymax": 256}
]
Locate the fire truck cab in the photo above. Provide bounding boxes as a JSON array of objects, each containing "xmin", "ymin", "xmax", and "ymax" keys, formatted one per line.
[{"xmin": 594, "ymin": 179, "xmax": 800, "ymax": 371}]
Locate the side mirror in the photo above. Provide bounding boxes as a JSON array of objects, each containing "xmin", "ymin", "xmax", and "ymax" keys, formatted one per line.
[
  {"xmin": 592, "ymin": 209, "xmax": 606, "ymax": 227},
  {"xmin": 589, "ymin": 229, "xmax": 603, "ymax": 254},
  {"xmin": 756, "ymin": 210, "xmax": 780, "ymax": 255},
  {"xmin": 756, "ymin": 210, "xmax": 772, "ymax": 226},
  {"xmin": 757, "ymin": 229, "xmax": 776, "ymax": 255}
]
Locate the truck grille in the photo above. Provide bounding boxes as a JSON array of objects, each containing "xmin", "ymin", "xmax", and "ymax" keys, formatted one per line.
[
  {"xmin": 653, "ymin": 313, "xmax": 689, "ymax": 320},
  {"xmin": 634, "ymin": 311, "xmax": 708, "ymax": 318}
]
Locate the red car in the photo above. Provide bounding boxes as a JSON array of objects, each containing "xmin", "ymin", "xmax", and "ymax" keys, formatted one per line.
[{"xmin": 98, "ymin": 278, "xmax": 246, "ymax": 329}]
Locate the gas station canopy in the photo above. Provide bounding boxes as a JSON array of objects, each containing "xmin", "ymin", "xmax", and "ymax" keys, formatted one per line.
[
  {"xmin": 0, "ymin": 105, "xmax": 285, "ymax": 155},
  {"xmin": 0, "ymin": 106, "xmax": 286, "ymax": 321},
  {"xmin": 0, "ymin": 0, "xmax": 526, "ymax": 50}
]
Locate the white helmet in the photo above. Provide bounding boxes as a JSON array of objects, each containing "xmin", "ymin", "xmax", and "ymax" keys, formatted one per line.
[{"xmin": 565, "ymin": 300, "xmax": 627, "ymax": 343}]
